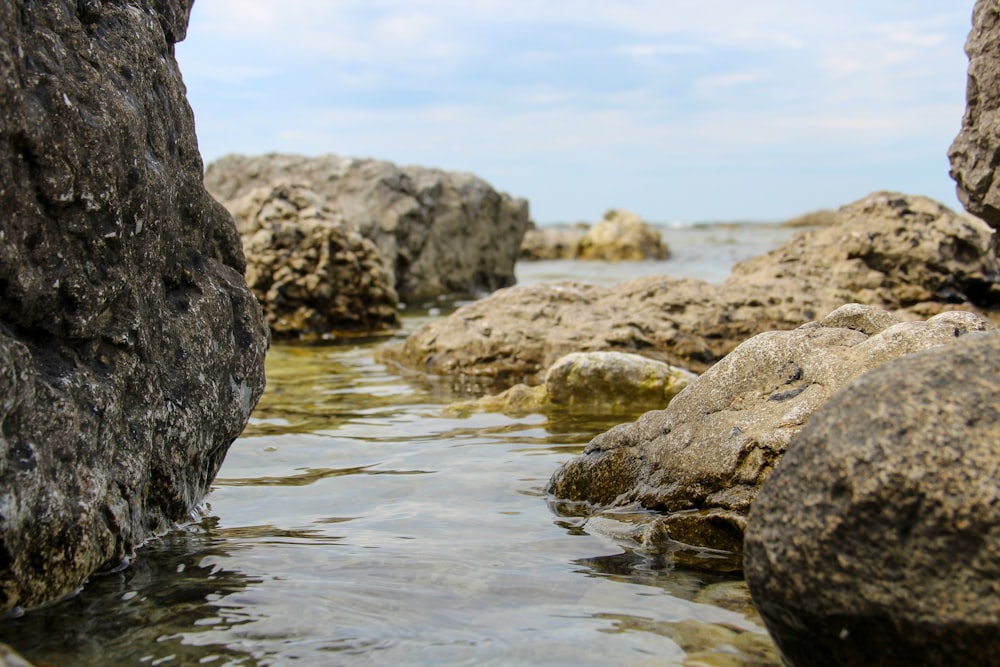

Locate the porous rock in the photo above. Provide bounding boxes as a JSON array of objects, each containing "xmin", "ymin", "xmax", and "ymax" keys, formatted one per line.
[
  {"xmin": 545, "ymin": 306, "xmax": 993, "ymax": 560},
  {"xmin": 230, "ymin": 181, "xmax": 399, "ymax": 340},
  {"xmin": 381, "ymin": 191, "xmax": 999, "ymax": 381},
  {"xmin": 0, "ymin": 0, "xmax": 268, "ymax": 612},
  {"xmin": 205, "ymin": 153, "xmax": 531, "ymax": 300},
  {"xmin": 448, "ymin": 351, "xmax": 696, "ymax": 415},
  {"xmin": 744, "ymin": 331, "xmax": 1000, "ymax": 667},
  {"xmin": 950, "ymin": 0, "xmax": 1000, "ymax": 231}
]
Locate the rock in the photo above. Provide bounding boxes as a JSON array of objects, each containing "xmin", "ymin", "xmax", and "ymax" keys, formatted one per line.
[
  {"xmin": 545, "ymin": 306, "xmax": 993, "ymax": 561},
  {"xmin": 0, "ymin": 644, "xmax": 32, "ymax": 667},
  {"xmin": 230, "ymin": 181, "xmax": 399, "ymax": 340},
  {"xmin": 448, "ymin": 351, "xmax": 696, "ymax": 415},
  {"xmin": 519, "ymin": 223, "xmax": 587, "ymax": 260},
  {"xmin": 518, "ymin": 211, "xmax": 669, "ymax": 262},
  {"xmin": 381, "ymin": 191, "xmax": 999, "ymax": 381},
  {"xmin": 577, "ymin": 209, "xmax": 670, "ymax": 261},
  {"xmin": 949, "ymin": 0, "xmax": 1000, "ymax": 231},
  {"xmin": 205, "ymin": 153, "xmax": 531, "ymax": 300},
  {"xmin": 0, "ymin": 0, "xmax": 268, "ymax": 613},
  {"xmin": 743, "ymin": 331, "xmax": 1000, "ymax": 667},
  {"xmin": 781, "ymin": 208, "xmax": 839, "ymax": 227}
]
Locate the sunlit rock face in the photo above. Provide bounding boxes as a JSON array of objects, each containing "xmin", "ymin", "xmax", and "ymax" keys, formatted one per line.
[{"xmin": 0, "ymin": 0, "xmax": 268, "ymax": 612}]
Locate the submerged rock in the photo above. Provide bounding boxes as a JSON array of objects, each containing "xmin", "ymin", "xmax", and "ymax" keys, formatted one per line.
[
  {"xmin": 206, "ymin": 153, "xmax": 531, "ymax": 300},
  {"xmin": 546, "ymin": 306, "xmax": 993, "ymax": 562},
  {"xmin": 450, "ymin": 351, "xmax": 696, "ymax": 415},
  {"xmin": 744, "ymin": 331, "xmax": 1000, "ymax": 667},
  {"xmin": 382, "ymin": 192, "xmax": 999, "ymax": 382},
  {"xmin": 230, "ymin": 181, "xmax": 399, "ymax": 340},
  {"xmin": 0, "ymin": 0, "xmax": 268, "ymax": 612}
]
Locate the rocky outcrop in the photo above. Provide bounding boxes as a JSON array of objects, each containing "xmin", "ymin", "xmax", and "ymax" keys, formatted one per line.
[
  {"xmin": 448, "ymin": 351, "xmax": 696, "ymax": 416},
  {"xmin": 545, "ymin": 306, "xmax": 993, "ymax": 562},
  {"xmin": 230, "ymin": 181, "xmax": 398, "ymax": 340},
  {"xmin": 518, "ymin": 210, "xmax": 669, "ymax": 261},
  {"xmin": 744, "ymin": 331, "xmax": 1000, "ymax": 667},
  {"xmin": 205, "ymin": 153, "xmax": 531, "ymax": 300},
  {"xmin": 380, "ymin": 192, "xmax": 999, "ymax": 381},
  {"xmin": 0, "ymin": 0, "xmax": 268, "ymax": 612},
  {"xmin": 949, "ymin": 0, "xmax": 1000, "ymax": 232},
  {"xmin": 578, "ymin": 209, "xmax": 670, "ymax": 261}
]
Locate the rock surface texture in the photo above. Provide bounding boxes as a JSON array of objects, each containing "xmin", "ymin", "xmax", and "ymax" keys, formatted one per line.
[
  {"xmin": 545, "ymin": 306, "xmax": 994, "ymax": 560},
  {"xmin": 205, "ymin": 153, "xmax": 531, "ymax": 300},
  {"xmin": 744, "ymin": 331, "xmax": 1000, "ymax": 667},
  {"xmin": 0, "ymin": 0, "xmax": 268, "ymax": 612},
  {"xmin": 381, "ymin": 191, "xmax": 999, "ymax": 381},
  {"xmin": 950, "ymin": 0, "xmax": 1000, "ymax": 233},
  {"xmin": 230, "ymin": 181, "xmax": 399, "ymax": 340}
]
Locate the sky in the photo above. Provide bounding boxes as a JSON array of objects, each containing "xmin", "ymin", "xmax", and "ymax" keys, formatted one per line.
[{"xmin": 176, "ymin": 1, "xmax": 975, "ymax": 224}]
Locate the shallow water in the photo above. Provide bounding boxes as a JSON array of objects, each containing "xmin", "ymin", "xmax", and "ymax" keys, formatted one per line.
[{"xmin": 0, "ymin": 224, "xmax": 802, "ymax": 666}]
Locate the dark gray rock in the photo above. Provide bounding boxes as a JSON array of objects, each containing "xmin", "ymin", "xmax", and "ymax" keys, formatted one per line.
[
  {"xmin": 546, "ymin": 306, "xmax": 993, "ymax": 563},
  {"xmin": 205, "ymin": 153, "xmax": 532, "ymax": 301},
  {"xmin": 744, "ymin": 331, "xmax": 1000, "ymax": 667},
  {"xmin": 950, "ymin": 0, "xmax": 1000, "ymax": 230},
  {"xmin": 0, "ymin": 0, "xmax": 268, "ymax": 612}
]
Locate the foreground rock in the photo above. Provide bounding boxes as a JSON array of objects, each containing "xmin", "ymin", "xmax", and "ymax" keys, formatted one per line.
[
  {"xmin": 381, "ymin": 192, "xmax": 999, "ymax": 381},
  {"xmin": 230, "ymin": 181, "xmax": 399, "ymax": 340},
  {"xmin": 744, "ymin": 331, "xmax": 1000, "ymax": 666},
  {"xmin": 545, "ymin": 306, "xmax": 993, "ymax": 563},
  {"xmin": 519, "ymin": 210, "xmax": 669, "ymax": 261},
  {"xmin": 950, "ymin": 0, "xmax": 1000, "ymax": 234},
  {"xmin": 206, "ymin": 153, "xmax": 531, "ymax": 300},
  {"xmin": 0, "ymin": 0, "xmax": 268, "ymax": 612},
  {"xmin": 449, "ymin": 351, "xmax": 696, "ymax": 416}
]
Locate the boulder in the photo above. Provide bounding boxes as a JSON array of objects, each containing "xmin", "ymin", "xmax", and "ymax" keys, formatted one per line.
[
  {"xmin": 380, "ymin": 192, "xmax": 999, "ymax": 381},
  {"xmin": 545, "ymin": 306, "xmax": 993, "ymax": 561},
  {"xmin": 744, "ymin": 331, "xmax": 1000, "ymax": 667},
  {"xmin": 448, "ymin": 351, "xmax": 696, "ymax": 415},
  {"xmin": 230, "ymin": 181, "xmax": 399, "ymax": 340},
  {"xmin": 0, "ymin": 0, "xmax": 268, "ymax": 613},
  {"xmin": 949, "ymin": 0, "xmax": 1000, "ymax": 232},
  {"xmin": 519, "ymin": 224, "xmax": 586, "ymax": 260},
  {"xmin": 205, "ymin": 153, "xmax": 531, "ymax": 300},
  {"xmin": 578, "ymin": 209, "xmax": 670, "ymax": 261}
]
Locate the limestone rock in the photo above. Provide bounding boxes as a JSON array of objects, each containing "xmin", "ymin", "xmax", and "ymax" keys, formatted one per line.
[
  {"xmin": 519, "ymin": 224, "xmax": 586, "ymax": 260},
  {"xmin": 545, "ymin": 306, "xmax": 993, "ymax": 560},
  {"xmin": 949, "ymin": 0, "xmax": 1000, "ymax": 230},
  {"xmin": 0, "ymin": 0, "xmax": 268, "ymax": 612},
  {"xmin": 231, "ymin": 181, "xmax": 399, "ymax": 340},
  {"xmin": 382, "ymin": 192, "xmax": 999, "ymax": 382},
  {"xmin": 449, "ymin": 351, "xmax": 696, "ymax": 415},
  {"xmin": 578, "ymin": 209, "xmax": 670, "ymax": 261},
  {"xmin": 744, "ymin": 331, "xmax": 1000, "ymax": 667},
  {"xmin": 205, "ymin": 153, "xmax": 531, "ymax": 300}
]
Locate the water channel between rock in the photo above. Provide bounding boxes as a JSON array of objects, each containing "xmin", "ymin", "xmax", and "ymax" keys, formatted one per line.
[{"xmin": 0, "ymin": 224, "xmax": 798, "ymax": 666}]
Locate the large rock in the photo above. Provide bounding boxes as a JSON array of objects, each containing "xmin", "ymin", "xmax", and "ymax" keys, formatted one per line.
[
  {"xmin": 577, "ymin": 209, "xmax": 670, "ymax": 261},
  {"xmin": 230, "ymin": 181, "xmax": 399, "ymax": 340},
  {"xmin": 380, "ymin": 192, "xmax": 999, "ymax": 381},
  {"xmin": 205, "ymin": 153, "xmax": 531, "ymax": 300},
  {"xmin": 0, "ymin": 0, "xmax": 268, "ymax": 612},
  {"xmin": 545, "ymin": 306, "xmax": 993, "ymax": 560},
  {"xmin": 744, "ymin": 331, "xmax": 1000, "ymax": 667},
  {"xmin": 949, "ymin": 0, "xmax": 1000, "ymax": 232}
]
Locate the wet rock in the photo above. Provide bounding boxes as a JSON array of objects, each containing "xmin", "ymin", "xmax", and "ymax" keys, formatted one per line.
[
  {"xmin": 577, "ymin": 209, "xmax": 670, "ymax": 261},
  {"xmin": 546, "ymin": 306, "xmax": 993, "ymax": 560},
  {"xmin": 205, "ymin": 153, "xmax": 531, "ymax": 300},
  {"xmin": 449, "ymin": 351, "xmax": 696, "ymax": 415},
  {"xmin": 949, "ymin": 0, "xmax": 1000, "ymax": 231},
  {"xmin": 382, "ymin": 192, "xmax": 999, "ymax": 381},
  {"xmin": 230, "ymin": 181, "xmax": 399, "ymax": 340},
  {"xmin": 744, "ymin": 331, "xmax": 1000, "ymax": 667},
  {"xmin": 0, "ymin": 0, "xmax": 268, "ymax": 612}
]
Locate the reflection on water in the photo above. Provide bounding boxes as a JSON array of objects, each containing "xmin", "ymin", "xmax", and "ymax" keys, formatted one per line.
[{"xmin": 0, "ymin": 233, "xmax": 789, "ymax": 666}]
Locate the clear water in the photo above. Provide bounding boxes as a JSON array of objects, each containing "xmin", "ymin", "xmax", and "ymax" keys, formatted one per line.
[{"xmin": 0, "ymin": 223, "xmax": 802, "ymax": 666}]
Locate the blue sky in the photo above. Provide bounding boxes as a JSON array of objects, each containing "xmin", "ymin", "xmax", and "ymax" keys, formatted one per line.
[{"xmin": 177, "ymin": 1, "xmax": 974, "ymax": 223}]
